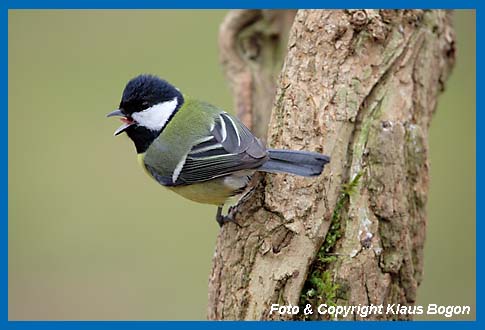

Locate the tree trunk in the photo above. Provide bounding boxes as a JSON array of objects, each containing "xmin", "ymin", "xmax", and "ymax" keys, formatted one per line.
[
  {"xmin": 218, "ymin": 9, "xmax": 297, "ymax": 139},
  {"xmin": 208, "ymin": 9, "xmax": 455, "ymax": 321}
]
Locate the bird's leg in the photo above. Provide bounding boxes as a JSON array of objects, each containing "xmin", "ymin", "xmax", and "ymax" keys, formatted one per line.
[
  {"xmin": 215, "ymin": 205, "xmax": 241, "ymax": 228},
  {"xmin": 216, "ymin": 185, "xmax": 257, "ymax": 228},
  {"xmin": 215, "ymin": 206, "xmax": 225, "ymax": 227}
]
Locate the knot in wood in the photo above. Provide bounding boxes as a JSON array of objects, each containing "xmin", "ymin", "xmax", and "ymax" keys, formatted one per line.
[{"xmin": 350, "ymin": 10, "xmax": 368, "ymax": 27}]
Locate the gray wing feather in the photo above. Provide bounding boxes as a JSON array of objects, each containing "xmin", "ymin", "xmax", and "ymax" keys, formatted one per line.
[{"xmin": 174, "ymin": 112, "xmax": 267, "ymax": 185}]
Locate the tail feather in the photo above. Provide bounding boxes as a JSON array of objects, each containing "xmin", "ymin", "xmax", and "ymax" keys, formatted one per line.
[{"xmin": 258, "ymin": 149, "xmax": 330, "ymax": 177}]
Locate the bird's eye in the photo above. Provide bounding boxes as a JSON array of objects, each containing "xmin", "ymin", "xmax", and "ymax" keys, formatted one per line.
[{"xmin": 142, "ymin": 101, "xmax": 149, "ymax": 107}]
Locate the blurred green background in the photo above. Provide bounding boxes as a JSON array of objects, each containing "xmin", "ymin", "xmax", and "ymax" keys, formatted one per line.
[{"xmin": 8, "ymin": 10, "xmax": 475, "ymax": 320}]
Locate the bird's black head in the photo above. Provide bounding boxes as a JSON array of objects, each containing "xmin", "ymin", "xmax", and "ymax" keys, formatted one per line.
[
  {"xmin": 120, "ymin": 74, "xmax": 183, "ymax": 115},
  {"xmin": 107, "ymin": 74, "xmax": 184, "ymax": 153}
]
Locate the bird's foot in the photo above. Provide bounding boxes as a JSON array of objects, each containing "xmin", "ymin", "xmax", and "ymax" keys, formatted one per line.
[
  {"xmin": 215, "ymin": 185, "xmax": 257, "ymax": 228},
  {"xmin": 216, "ymin": 205, "xmax": 241, "ymax": 228}
]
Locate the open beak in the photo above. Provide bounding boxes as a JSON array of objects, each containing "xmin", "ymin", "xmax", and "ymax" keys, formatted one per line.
[{"xmin": 106, "ymin": 109, "xmax": 135, "ymax": 136}]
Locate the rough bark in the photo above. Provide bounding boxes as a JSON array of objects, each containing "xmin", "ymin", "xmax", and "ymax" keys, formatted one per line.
[{"xmin": 208, "ymin": 9, "xmax": 455, "ymax": 321}]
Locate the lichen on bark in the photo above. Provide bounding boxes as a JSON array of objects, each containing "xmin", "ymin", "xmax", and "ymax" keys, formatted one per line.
[{"xmin": 208, "ymin": 9, "xmax": 455, "ymax": 321}]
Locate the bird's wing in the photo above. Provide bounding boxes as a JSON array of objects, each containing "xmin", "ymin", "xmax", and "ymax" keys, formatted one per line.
[{"xmin": 173, "ymin": 112, "xmax": 267, "ymax": 185}]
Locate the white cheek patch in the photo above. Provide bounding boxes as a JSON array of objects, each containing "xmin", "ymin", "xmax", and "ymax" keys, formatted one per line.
[{"xmin": 131, "ymin": 97, "xmax": 178, "ymax": 131}]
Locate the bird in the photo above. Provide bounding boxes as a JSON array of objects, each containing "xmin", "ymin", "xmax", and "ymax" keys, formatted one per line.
[{"xmin": 107, "ymin": 74, "xmax": 330, "ymax": 227}]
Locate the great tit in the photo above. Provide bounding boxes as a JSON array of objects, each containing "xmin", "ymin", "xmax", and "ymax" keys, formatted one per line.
[{"xmin": 107, "ymin": 74, "xmax": 330, "ymax": 227}]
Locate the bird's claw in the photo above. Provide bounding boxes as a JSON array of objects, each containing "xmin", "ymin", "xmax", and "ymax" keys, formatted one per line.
[{"xmin": 216, "ymin": 205, "xmax": 241, "ymax": 228}]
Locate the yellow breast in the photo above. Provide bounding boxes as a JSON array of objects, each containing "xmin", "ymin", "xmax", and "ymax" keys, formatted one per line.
[
  {"xmin": 137, "ymin": 153, "xmax": 236, "ymax": 205},
  {"xmin": 167, "ymin": 179, "xmax": 235, "ymax": 205},
  {"xmin": 137, "ymin": 153, "xmax": 150, "ymax": 176}
]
